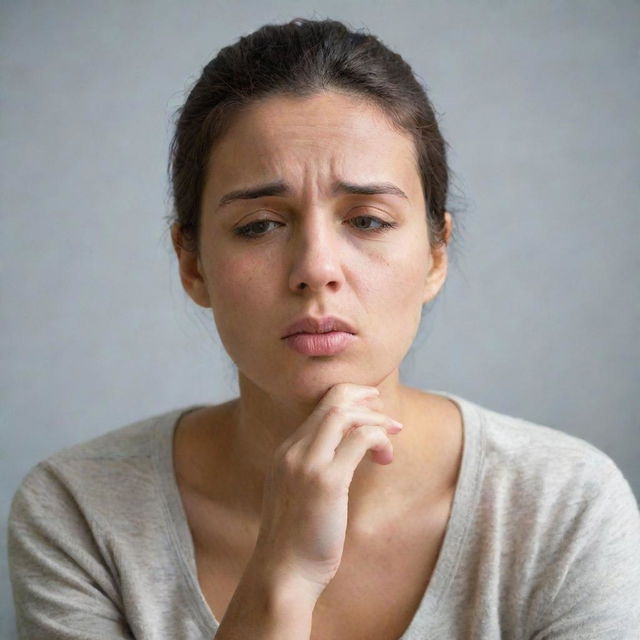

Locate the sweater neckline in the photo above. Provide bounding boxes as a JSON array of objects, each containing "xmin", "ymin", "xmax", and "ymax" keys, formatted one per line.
[{"xmin": 153, "ymin": 390, "xmax": 486, "ymax": 636}]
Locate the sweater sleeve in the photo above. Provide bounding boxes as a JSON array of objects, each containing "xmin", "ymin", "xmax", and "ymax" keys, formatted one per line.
[
  {"xmin": 531, "ymin": 458, "xmax": 640, "ymax": 639},
  {"xmin": 7, "ymin": 462, "xmax": 135, "ymax": 640}
]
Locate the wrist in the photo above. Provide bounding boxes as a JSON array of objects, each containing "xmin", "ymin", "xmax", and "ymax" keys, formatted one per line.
[{"xmin": 245, "ymin": 552, "xmax": 321, "ymax": 613}]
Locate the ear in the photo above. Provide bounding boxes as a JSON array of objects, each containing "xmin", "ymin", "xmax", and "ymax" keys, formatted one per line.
[
  {"xmin": 422, "ymin": 211, "xmax": 453, "ymax": 305},
  {"xmin": 171, "ymin": 224, "xmax": 211, "ymax": 308}
]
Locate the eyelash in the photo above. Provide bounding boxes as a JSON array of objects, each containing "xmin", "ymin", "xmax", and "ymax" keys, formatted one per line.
[{"xmin": 233, "ymin": 215, "xmax": 398, "ymax": 240}]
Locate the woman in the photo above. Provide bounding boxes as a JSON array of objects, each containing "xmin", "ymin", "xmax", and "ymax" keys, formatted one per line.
[{"xmin": 8, "ymin": 17, "xmax": 640, "ymax": 640}]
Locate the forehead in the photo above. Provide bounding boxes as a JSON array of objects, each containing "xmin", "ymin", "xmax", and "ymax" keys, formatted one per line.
[{"xmin": 205, "ymin": 91, "xmax": 421, "ymax": 199}]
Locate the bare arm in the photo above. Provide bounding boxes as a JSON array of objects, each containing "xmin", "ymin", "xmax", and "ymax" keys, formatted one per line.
[{"xmin": 214, "ymin": 554, "xmax": 317, "ymax": 639}]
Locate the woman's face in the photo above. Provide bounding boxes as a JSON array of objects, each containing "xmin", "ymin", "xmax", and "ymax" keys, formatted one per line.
[{"xmin": 178, "ymin": 90, "xmax": 449, "ymax": 403}]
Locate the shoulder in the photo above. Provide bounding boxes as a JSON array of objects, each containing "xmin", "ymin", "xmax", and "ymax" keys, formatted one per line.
[
  {"xmin": 459, "ymin": 394, "xmax": 625, "ymax": 499},
  {"xmin": 9, "ymin": 406, "xmax": 195, "ymax": 527},
  {"xmin": 455, "ymin": 392, "xmax": 639, "ymax": 561},
  {"xmin": 448, "ymin": 393, "xmax": 640, "ymax": 632},
  {"xmin": 46, "ymin": 406, "xmax": 188, "ymax": 463},
  {"xmin": 7, "ymin": 407, "xmax": 199, "ymax": 638},
  {"xmin": 440, "ymin": 391, "xmax": 639, "ymax": 548}
]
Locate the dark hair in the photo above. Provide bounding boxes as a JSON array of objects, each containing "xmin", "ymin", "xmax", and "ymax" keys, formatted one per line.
[{"xmin": 168, "ymin": 17, "xmax": 453, "ymax": 254}]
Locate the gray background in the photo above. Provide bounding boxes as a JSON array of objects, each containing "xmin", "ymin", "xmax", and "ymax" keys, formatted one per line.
[{"xmin": 2, "ymin": 0, "xmax": 638, "ymax": 635}]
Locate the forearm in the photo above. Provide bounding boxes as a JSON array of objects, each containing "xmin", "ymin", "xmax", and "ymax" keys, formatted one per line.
[{"xmin": 214, "ymin": 557, "xmax": 318, "ymax": 639}]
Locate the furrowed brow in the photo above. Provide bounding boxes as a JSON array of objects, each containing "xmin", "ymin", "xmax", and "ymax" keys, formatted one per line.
[
  {"xmin": 332, "ymin": 180, "xmax": 409, "ymax": 201},
  {"xmin": 218, "ymin": 180, "xmax": 289, "ymax": 208},
  {"xmin": 217, "ymin": 179, "xmax": 408, "ymax": 209}
]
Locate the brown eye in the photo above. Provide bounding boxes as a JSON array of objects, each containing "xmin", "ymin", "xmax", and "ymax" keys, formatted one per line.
[
  {"xmin": 233, "ymin": 219, "xmax": 282, "ymax": 239},
  {"xmin": 349, "ymin": 215, "xmax": 396, "ymax": 233}
]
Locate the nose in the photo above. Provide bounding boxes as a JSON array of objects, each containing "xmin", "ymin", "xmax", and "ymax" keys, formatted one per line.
[{"xmin": 288, "ymin": 213, "xmax": 344, "ymax": 294}]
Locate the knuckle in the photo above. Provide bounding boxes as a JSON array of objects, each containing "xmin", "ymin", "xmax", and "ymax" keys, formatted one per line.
[
  {"xmin": 322, "ymin": 383, "xmax": 376, "ymax": 410},
  {"xmin": 308, "ymin": 464, "xmax": 328, "ymax": 484},
  {"xmin": 358, "ymin": 425, "xmax": 387, "ymax": 442},
  {"xmin": 327, "ymin": 382, "xmax": 364, "ymax": 400},
  {"xmin": 306, "ymin": 465, "xmax": 337, "ymax": 492},
  {"xmin": 279, "ymin": 449, "xmax": 331, "ymax": 488},
  {"xmin": 350, "ymin": 425, "xmax": 373, "ymax": 442},
  {"xmin": 280, "ymin": 445, "xmax": 301, "ymax": 473},
  {"xmin": 328, "ymin": 384, "xmax": 350, "ymax": 402},
  {"xmin": 325, "ymin": 405, "xmax": 346, "ymax": 420}
]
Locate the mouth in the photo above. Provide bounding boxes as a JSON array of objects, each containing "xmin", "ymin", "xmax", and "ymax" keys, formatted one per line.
[
  {"xmin": 283, "ymin": 330, "xmax": 357, "ymax": 356},
  {"xmin": 281, "ymin": 315, "xmax": 357, "ymax": 339}
]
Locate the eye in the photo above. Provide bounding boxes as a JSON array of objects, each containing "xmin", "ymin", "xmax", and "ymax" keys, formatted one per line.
[
  {"xmin": 349, "ymin": 215, "xmax": 397, "ymax": 234},
  {"xmin": 233, "ymin": 213, "xmax": 397, "ymax": 240},
  {"xmin": 233, "ymin": 219, "xmax": 283, "ymax": 239}
]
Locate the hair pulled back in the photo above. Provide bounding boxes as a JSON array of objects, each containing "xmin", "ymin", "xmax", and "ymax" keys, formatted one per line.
[{"xmin": 168, "ymin": 17, "xmax": 451, "ymax": 253}]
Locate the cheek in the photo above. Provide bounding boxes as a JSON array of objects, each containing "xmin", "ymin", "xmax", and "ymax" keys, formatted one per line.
[
  {"xmin": 205, "ymin": 255, "xmax": 259, "ymax": 337},
  {"xmin": 363, "ymin": 248, "xmax": 429, "ymax": 360},
  {"xmin": 367, "ymin": 250, "xmax": 428, "ymax": 309},
  {"xmin": 206, "ymin": 253, "xmax": 265, "ymax": 309}
]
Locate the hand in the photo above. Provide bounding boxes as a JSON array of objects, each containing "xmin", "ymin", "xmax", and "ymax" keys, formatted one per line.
[{"xmin": 251, "ymin": 383, "xmax": 403, "ymax": 601}]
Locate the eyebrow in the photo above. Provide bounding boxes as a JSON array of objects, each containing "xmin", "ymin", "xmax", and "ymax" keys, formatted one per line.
[{"xmin": 217, "ymin": 180, "xmax": 409, "ymax": 209}]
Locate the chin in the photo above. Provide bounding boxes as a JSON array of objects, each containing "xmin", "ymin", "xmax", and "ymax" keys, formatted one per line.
[
  {"xmin": 235, "ymin": 338, "xmax": 408, "ymax": 401},
  {"xmin": 278, "ymin": 366, "xmax": 393, "ymax": 404},
  {"xmin": 241, "ymin": 364, "xmax": 365, "ymax": 405}
]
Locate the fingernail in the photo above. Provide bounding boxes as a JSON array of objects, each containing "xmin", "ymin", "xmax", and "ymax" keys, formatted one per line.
[{"xmin": 391, "ymin": 420, "xmax": 404, "ymax": 429}]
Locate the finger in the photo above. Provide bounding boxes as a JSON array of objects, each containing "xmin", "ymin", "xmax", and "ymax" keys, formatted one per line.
[
  {"xmin": 331, "ymin": 425, "xmax": 395, "ymax": 474},
  {"xmin": 303, "ymin": 407, "xmax": 402, "ymax": 465},
  {"xmin": 293, "ymin": 384, "xmax": 380, "ymax": 442},
  {"xmin": 317, "ymin": 383, "xmax": 380, "ymax": 410}
]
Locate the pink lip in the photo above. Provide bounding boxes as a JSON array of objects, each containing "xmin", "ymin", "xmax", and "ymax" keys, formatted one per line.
[
  {"xmin": 281, "ymin": 315, "xmax": 357, "ymax": 339},
  {"xmin": 283, "ymin": 331, "xmax": 356, "ymax": 356}
]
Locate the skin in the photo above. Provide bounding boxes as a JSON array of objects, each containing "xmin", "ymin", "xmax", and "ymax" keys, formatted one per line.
[{"xmin": 171, "ymin": 89, "xmax": 458, "ymax": 537}]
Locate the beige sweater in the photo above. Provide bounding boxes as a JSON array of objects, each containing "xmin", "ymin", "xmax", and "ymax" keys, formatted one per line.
[{"xmin": 8, "ymin": 390, "xmax": 640, "ymax": 639}]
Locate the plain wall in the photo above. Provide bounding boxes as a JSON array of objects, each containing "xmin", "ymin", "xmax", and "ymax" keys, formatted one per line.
[{"xmin": 2, "ymin": 0, "xmax": 639, "ymax": 635}]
